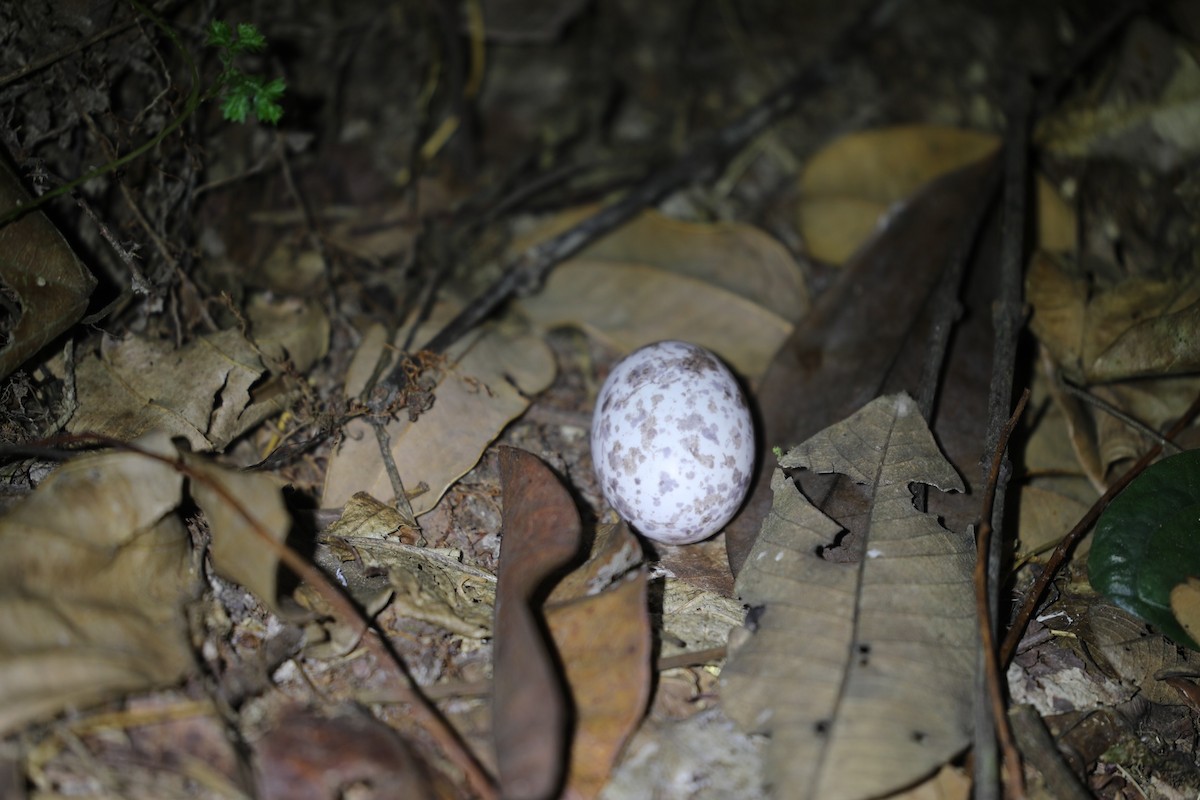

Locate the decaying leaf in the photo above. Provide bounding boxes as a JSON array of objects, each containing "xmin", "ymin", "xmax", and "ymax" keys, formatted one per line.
[
  {"xmin": 512, "ymin": 208, "xmax": 807, "ymax": 382},
  {"xmin": 0, "ymin": 433, "xmax": 197, "ymax": 735},
  {"xmin": 725, "ymin": 160, "xmax": 997, "ymax": 575},
  {"xmin": 322, "ymin": 308, "xmax": 556, "ymax": 512},
  {"xmin": 67, "ymin": 297, "xmax": 329, "ymax": 450},
  {"xmin": 255, "ymin": 705, "xmax": 440, "ymax": 800},
  {"xmin": 722, "ymin": 393, "xmax": 974, "ymax": 800},
  {"xmin": 0, "ymin": 158, "xmax": 96, "ymax": 381}
]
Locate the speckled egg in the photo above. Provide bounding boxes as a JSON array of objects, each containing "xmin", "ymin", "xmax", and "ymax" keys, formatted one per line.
[{"xmin": 590, "ymin": 340, "xmax": 755, "ymax": 545}]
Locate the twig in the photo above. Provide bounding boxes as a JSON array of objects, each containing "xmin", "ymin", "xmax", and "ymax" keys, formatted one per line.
[
  {"xmin": 368, "ymin": 417, "xmax": 420, "ymax": 526},
  {"xmin": 975, "ymin": 388, "xmax": 1030, "ymax": 800},
  {"xmin": 999, "ymin": 389, "xmax": 1200, "ymax": 666},
  {"xmin": 974, "ymin": 77, "xmax": 1030, "ymax": 800},
  {"xmin": 1008, "ymin": 705, "xmax": 1092, "ymax": 800}
]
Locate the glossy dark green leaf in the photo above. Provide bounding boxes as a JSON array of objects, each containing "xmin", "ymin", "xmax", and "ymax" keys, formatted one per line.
[{"xmin": 1089, "ymin": 449, "xmax": 1200, "ymax": 650}]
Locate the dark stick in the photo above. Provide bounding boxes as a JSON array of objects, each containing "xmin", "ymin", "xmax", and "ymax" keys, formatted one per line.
[{"xmin": 973, "ymin": 79, "xmax": 1030, "ymax": 800}]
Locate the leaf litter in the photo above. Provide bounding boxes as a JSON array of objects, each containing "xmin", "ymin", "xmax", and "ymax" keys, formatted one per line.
[{"xmin": 4, "ymin": 2, "xmax": 1200, "ymax": 798}]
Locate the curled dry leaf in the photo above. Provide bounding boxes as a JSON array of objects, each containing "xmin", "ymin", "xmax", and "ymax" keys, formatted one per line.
[
  {"xmin": 722, "ymin": 394, "xmax": 974, "ymax": 800},
  {"xmin": 0, "ymin": 432, "xmax": 197, "ymax": 735},
  {"xmin": 494, "ymin": 445, "xmax": 584, "ymax": 800},
  {"xmin": 495, "ymin": 449, "xmax": 652, "ymax": 800}
]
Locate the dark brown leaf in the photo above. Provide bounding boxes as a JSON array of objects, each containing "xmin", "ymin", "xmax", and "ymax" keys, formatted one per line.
[
  {"xmin": 726, "ymin": 159, "xmax": 997, "ymax": 574},
  {"xmin": 494, "ymin": 445, "xmax": 584, "ymax": 800}
]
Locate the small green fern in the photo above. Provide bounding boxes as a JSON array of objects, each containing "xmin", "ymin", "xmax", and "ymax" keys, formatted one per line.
[{"xmin": 206, "ymin": 21, "xmax": 285, "ymax": 125}]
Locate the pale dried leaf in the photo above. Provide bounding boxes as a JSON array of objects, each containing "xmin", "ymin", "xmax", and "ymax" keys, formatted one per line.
[
  {"xmin": 322, "ymin": 309, "xmax": 556, "ymax": 512},
  {"xmin": 68, "ymin": 298, "xmax": 328, "ymax": 450},
  {"xmin": 1027, "ymin": 252, "xmax": 1200, "ymax": 382},
  {"xmin": 722, "ymin": 393, "xmax": 974, "ymax": 800},
  {"xmin": 517, "ymin": 261, "xmax": 791, "ymax": 381},
  {"xmin": 1037, "ymin": 20, "xmax": 1200, "ymax": 171},
  {"xmin": 0, "ymin": 433, "xmax": 198, "ymax": 735},
  {"xmin": 512, "ymin": 207, "xmax": 809, "ymax": 321}
]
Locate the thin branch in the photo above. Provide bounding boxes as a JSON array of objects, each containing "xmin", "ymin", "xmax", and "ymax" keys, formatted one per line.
[{"xmin": 975, "ymin": 389, "xmax": 1030, "ymax": 800}]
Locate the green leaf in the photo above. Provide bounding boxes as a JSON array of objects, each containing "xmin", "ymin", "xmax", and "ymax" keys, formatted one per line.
[
  {"xmin": 221, "ymin": 92, "xmax": 251, "ymax": 124},
  {"xmin": 206, "ymin": 19, "xmax": 233, "ymax": 48},
  {"xmin": 1089, "ymin": 449, "xmax": 1200, "ymax": 650},
  {"xmin": 234, "ymin": 22, "xmax": 267, "ymax": 52}
]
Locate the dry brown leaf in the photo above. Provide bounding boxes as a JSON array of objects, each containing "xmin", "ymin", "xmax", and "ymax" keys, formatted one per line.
[
  {"xmin": 494, "ymin": 445, "xmax": 585, "ymax": 799},
  {"xmin": 511, "ymin": 207, "xmax": 807, "ymax": 382},
  {"xmin": 547, "ymin": 570, "xmax": 651, "ymax": 800},
  {"xmin": 1027, "ymin": 251, "xmax": 1200, "ymax": 383},
  {"xmin": 255, "ymin": 706, "xmax": 441, "ymax": 800},
  {"xmin": 1171, "ymin": 578, "xmax": 1200, "ymax": 647},
  {"xmin": 796, "ymin": 125, "xmax": 1074, "ymax": 264},
  {"xmin": 518, "ymin": 261, "xmax": 792, "ymax": 382},
  {"xmin": 67, "ymin": 297, "xmax": 328, "ymax": 450},
  {"xmin": 726, "ymin": 160, "xmax": 997, "ymax": 575},
  {"xmin": 722, "ymin": 393, "xmax": 973, "ymax": 800},
  {"xmin": 0, "ymin": 433, "xmax": 198, "ymax": 735},
  {"xmin": 0, "ymin": 158, "xmax": 95, "ymax": 380},
  {"xmin": 322, "ymin": 308, "xmax": 556, "ymax": 512},
  {"xmin": 513, "ymin": 207, "xmax": 809, "ymax": 321},
  {"xmin": 1083, "ymin": 601, "xmax": 1200, "ymax": 708}
]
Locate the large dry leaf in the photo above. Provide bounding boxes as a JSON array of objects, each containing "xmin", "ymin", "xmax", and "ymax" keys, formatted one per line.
[
  {"xmin": 518, "ymin": 261, "xmax": 791, "ymax": 381},
  {"xmin": 514, "ymin": 207, "xmax": 809, "ymax": 321},
  {"xmin": 512, "ymin": 208, "xmax": 806, "ymax": 382},
  {"xmin": 725, "ymin": 160, "xmax": 997, "ymax": 575},
  {"xmin": 0, "ymin": 158, "xmax": 95, "ymax": 380},
  {"xmin": 322, "ymin": 311, "xmax": 556, "ymax": 512},
  {"xmin": 68, "ymin": 298, "xmax": 328, "ymax": 450},
  {"xmin": 722, "ymin": 393, "xmax": 975, "ymax": 800},
  {"xmin": 796, "ymin": 125, "xmax": 1074, "ymax": 264},
  {"xmin": 0, "ymin": 433, "xmax": 198, "ymax": 735}
]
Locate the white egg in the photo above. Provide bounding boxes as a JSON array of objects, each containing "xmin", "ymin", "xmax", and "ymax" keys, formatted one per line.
[{"xmin": 590, "ymin": 340, "xmax": 756, "ymax": 545}]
